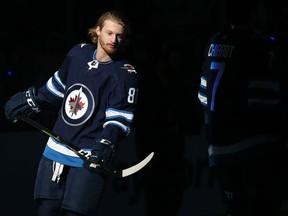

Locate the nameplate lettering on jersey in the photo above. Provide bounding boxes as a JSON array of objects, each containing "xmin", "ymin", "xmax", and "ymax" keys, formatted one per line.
[
  {"xmin": 87, "ymin": 60, "xmax": 99, "ymax": 70},
  {"xmin": 208, "ymin": 43, "xmax": 235, "ymax": 58}
]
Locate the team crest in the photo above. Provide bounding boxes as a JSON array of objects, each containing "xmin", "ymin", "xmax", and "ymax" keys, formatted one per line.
[{"xmin": 61, "ymin": 83, "xmax": 95, "ymax": 126}]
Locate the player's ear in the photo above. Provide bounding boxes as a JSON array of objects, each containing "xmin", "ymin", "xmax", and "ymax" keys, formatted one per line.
[{"xmin": 95, "ymin": 26, "xmax": 101, "ymax": 36}]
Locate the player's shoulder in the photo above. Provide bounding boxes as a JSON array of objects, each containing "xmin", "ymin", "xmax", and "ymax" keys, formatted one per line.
[
  {"xmin": 110, "ymin": 60, "xmax": 139, "ymax": 85},
  {"xmin": 207, "ymin": 32, "xmax": 223, "ymax": 42},
  {"xmin": 67, "ymin": 43, "xmax": 96, "ymax": 56},
  {"xmin": 114, "ymin": 59, "xmax": 138, "ymax": 76}
]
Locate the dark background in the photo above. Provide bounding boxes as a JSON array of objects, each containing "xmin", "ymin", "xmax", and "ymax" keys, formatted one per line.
[{"xmin": 1, "ymin": 0, "xmax": 288, "ymax": 215}]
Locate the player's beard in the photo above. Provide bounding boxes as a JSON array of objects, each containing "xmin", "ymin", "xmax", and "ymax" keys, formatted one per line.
[{"xmin": 99, "ymin": 39, "xmax": 118, "ymax": 55}]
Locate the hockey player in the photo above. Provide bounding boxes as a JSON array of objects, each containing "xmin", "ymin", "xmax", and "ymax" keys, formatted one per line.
[
  {"xmin": 198, "ymin": 0, "xmax": 288, "ymax": 215},
  {"xmin": 4, "ymin": 10, "xmax": 139, "ymax": 216}
]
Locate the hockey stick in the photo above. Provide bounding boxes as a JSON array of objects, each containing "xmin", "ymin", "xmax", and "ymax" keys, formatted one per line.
[{"xmin": 16, "ymin": 114, "xmax": 154, "ymax": 178}]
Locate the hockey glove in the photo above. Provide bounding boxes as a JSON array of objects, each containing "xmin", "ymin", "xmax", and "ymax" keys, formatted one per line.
[
  {"xmin": 83, "ymin": 138, "xmax": 116, "ymax": 172},
  {"xmin": 4, "ymin": 86, "xmax": 41, "ymax": 122}
]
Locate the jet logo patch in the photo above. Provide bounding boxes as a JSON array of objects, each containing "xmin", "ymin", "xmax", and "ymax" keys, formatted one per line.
[{"xmin": 61, "ymin": 83, "xmax": 95, "ymax": 126}]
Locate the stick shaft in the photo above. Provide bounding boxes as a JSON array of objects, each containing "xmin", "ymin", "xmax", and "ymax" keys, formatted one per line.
[
  {"xmin": 17, "ymin": 114, "xmax": 88, "ymax": 159},
  {"xmin": 16, "ymin": 114, "xmax": 153, "ymax": 177}
]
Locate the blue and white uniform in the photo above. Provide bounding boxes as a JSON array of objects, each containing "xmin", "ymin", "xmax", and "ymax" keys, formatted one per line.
[{"xmin": 36, "ymin": 43, "xmax": 139, "ymax": 167}]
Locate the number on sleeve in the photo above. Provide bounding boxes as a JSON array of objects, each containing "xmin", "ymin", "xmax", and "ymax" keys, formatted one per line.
[{"xmin": 127, "ymin": 87, "xmax": 136, "ymax": 103}]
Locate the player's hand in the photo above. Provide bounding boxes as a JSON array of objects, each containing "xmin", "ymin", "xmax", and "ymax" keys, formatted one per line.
[
  {"xmin": 83, "ymin": 138, "xmax": 116, "ymax": 172},
  {"xmin": 4, "ymin": 86, "xmax": 41, "ymax": 122}
]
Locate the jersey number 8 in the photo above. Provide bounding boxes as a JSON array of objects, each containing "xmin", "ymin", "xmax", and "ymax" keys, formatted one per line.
[{"xmin": 127, "ymin": 87, "xmax": 137, "ymax": 104}]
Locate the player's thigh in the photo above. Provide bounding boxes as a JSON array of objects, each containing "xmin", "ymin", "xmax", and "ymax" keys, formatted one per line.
[
  {"xmin": 34, "ymin": 156, "xmax": 66, "ymax": 200},
  {"xmin": 62, "ymin": 167, "xmax": 106, "ymax": 215}
]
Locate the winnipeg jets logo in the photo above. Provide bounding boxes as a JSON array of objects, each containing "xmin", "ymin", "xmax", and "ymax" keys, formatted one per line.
[
  {"xmin": 68, "ymin": 87, "xmax": 85, "ymax": 117},
  {"xmin": 121, "ymin": 64, "xmax": 137, "ymax": 74},
  {"xmin": 62, "ymin": 84, "xmax": 95, "ymax": 126},
  {"xmin": 87, "ymin": 60, "xmax": 99, "ymax": 70}
]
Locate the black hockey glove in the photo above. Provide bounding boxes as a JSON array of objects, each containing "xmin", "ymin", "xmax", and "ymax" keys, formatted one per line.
[
  {"xmin": 83, "ymin": 138, "xmax": 116, "ymax": 172},
  {"xmin": 4, "ymin": 86, "xmax": 41, "ymax": 122}
]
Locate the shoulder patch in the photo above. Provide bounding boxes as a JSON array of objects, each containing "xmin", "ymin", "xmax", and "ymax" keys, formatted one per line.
[
  {"xmin": 121, "ymin": 64, "xmax": 137, "ymax": 74},
  {"xmin": 80, "ymin": 43, "xmax": 88, "ymax": 48}
]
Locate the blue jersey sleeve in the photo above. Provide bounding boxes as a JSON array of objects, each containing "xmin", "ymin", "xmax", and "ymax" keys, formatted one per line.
[
  {"xmin": 35, "ymin": 45, "xmax": 79, "ymax": 107},
  {"xmin": 101, "ymin": 63, "xmax": 139, "ymax": 143}
]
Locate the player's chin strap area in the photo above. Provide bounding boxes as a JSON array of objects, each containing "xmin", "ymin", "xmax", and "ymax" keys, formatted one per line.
[{"xmin": 16, "ymin": 114, "xmax": 154, "ymax": 178}]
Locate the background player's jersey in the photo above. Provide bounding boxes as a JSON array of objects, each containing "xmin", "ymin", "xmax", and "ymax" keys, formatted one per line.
[
  {"xmin": 198, "ymin": 29, "xmax": 288, "ymax": 166},
  {"xmin": 35, "ymin": 43, "xmax": 139, "ymax": 167}
]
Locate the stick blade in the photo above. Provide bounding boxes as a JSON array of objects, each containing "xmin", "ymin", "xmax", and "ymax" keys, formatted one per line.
[{"xmin": 121, "ymin": 152, "xmax": 154, "ymax": 177}]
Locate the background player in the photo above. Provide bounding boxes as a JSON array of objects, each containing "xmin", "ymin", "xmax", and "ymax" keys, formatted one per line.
[{"xmin": 198, "ymin": 0, "xmax": 288, "ymax": 215}]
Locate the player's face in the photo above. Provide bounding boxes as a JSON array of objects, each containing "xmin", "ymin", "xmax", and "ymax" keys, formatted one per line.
[{"xmin": 96, "ymin": 20, "xmax": 124, "ymax": 55}]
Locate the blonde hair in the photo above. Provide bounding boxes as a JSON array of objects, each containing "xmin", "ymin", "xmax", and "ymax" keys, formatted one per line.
[{"xmin": 88, "ymin": 10, "xmax": 131, "ymax": 45}]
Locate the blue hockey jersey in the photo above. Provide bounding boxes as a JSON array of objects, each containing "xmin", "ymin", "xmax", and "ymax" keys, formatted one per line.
[
  {"xmin": 36, "ymin": 43, "xmax": 139, "ymax": 167},
  {"xmin": 198, "ymin": 29, "xmax": 288, "ymax": 167}
]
